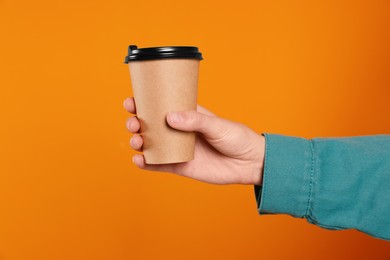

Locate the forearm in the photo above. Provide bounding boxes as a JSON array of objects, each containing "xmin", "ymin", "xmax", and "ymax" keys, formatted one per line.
[{"xmin": 254, "ymin": 133, "xmax": 390, "ymax": 241}]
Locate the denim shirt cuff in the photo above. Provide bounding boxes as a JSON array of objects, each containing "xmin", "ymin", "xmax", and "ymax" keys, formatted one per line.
[{"xmin": 254, "ymin": 133, "xmax": 313, "ymax": 218}]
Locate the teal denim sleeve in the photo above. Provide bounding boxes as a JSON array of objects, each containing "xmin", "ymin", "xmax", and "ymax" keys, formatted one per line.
[{"xmin": 254, "ymin": 133, "xmax": 390, "ymax": 241}]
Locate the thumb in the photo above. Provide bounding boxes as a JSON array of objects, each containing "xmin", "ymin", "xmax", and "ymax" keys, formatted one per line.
[{"xmin": 167, "ymin": 110, "xmax": 228, "ymax": 140}]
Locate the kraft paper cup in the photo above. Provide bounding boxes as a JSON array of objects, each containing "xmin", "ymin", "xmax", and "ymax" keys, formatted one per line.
[{"xmin": 124, "ymin": 45, "xmax": 203, "ymax": 164}]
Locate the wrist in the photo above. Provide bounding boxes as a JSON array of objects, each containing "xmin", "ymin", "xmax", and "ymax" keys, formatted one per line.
[{"xmin": 251, "ymin": 134, "xmax": 265, "ymax": 186}]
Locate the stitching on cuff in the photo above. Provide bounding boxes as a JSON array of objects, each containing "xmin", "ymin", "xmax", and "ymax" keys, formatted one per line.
[
  {"xmin": 305, "ymin": 139, "xmax": 315, "ymax": 217},
  {"xmin": 258, "ymin": 133, "xmax": 268, "ymax": 213}
]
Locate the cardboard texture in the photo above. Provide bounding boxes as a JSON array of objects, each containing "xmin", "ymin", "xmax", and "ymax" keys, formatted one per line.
[{"xmin": 128, "ymin": 59, "xmax": 199, "ymax": 164}]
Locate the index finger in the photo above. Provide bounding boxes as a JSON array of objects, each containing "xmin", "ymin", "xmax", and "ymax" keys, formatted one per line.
[{"xmin": 123, "ymin": 97, "xmax": 137, "ymax": 114}]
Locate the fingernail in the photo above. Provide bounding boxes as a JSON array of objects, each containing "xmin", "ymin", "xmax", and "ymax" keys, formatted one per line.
[{"xmin": 169, "ymin": 112, "xmax": 184, "ymax": 123}]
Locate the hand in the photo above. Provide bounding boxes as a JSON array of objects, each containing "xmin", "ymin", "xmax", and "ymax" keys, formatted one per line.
[{"xmin": 123, "ymin": 97, "xmax": 265, "ymax": 185}]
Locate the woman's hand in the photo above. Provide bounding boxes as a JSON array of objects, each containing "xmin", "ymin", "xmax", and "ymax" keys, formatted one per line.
[{"xmin": 124, "ymin": 97, "xmax": 265, "ymax": 185}]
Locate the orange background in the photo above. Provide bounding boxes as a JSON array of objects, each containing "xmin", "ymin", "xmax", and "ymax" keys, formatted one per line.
[{"xmin": 1, "ymin": 0, "xmax": 390, "ymax": 259}]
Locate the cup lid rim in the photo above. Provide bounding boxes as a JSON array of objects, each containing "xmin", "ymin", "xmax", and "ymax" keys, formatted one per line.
[{"xmin": 124, "ymin": 45, "xmax": 203, "ymax": 63}]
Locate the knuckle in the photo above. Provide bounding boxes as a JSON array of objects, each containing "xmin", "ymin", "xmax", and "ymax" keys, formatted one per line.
[
  {"xmin": 128, "ymin": 117, "xmax": 139, "ymax": 130},
  {"xmin": 189, "ymin": 111, "xmax": 202, "ymax": 124},
  {"xmin": 126, "ymin": 119, "xmax": 132, "ymax": 129}
]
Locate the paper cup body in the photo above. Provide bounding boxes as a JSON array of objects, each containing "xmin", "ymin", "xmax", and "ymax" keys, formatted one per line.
[{"xmin": 128, "ymin": 58, "xmax": 199, "ymax": 164}]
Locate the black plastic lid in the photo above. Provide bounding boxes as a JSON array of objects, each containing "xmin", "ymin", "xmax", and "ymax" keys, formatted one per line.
[{"xmin": 124, "ymin": 45, "xmax": 203, "ymax": 63}]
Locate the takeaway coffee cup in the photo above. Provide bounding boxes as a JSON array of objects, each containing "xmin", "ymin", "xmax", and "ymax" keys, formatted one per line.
[{"xmin": 124, "ymin": 45, "xmax": 203, "ymax": 164}]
